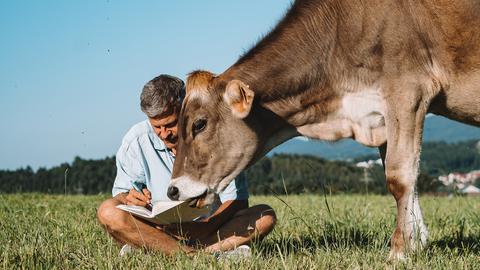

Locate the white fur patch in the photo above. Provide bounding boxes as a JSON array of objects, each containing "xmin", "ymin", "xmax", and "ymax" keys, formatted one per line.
[
  {"xmin": 405, "ymin": 191, "xmax": 428, "ymax": 248},
  {"xmin": 340, "ymin": 86, "xmax": 385, "ymax": 128},
  {"xmin": 297, "ymin": 85, "xmax": 387, "ymax": 146},
  {"xmin": 339, "ymin": 87, "xmax": 387, "ymax": 146}
]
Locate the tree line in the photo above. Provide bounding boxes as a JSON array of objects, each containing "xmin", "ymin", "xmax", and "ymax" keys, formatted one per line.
[{"xmin": 0, "ymin": 140, "xmax": 478, "ymax": 195}]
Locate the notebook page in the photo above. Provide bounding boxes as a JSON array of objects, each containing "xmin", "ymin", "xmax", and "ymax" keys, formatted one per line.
[
  {"xmin": 151, "ymin": 200, "xmax": 185, "ymax": 216},
  {"xmin": 116, "ymin": 204, "xmax": 153, "ymax": 218}
]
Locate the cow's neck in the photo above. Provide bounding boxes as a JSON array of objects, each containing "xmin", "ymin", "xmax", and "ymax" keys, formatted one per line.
[
  {"xmin": 219, "ymin": 1, "xmax": 337, "ymax": 126},
  {"xmin": 220, "ymin": 60, "xmax": 325, "ymax": 160},
  {"xmin": 218, "ymin": 5, "xmax": 338, "ymax": 155}
]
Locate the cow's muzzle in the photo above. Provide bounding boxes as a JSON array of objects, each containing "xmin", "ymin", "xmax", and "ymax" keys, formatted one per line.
[
  {"xmin": 167, "ymin": 185, "xmax": 208, "ymax": 208},
  {"xmin": 168, "ymin": 175, "xmax": 209, "ymax": 203}
]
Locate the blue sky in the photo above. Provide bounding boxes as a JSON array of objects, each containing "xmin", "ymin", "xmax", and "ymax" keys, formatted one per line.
[{"xmin": 0, "ymin": 0, "xmax": 293, "ymax": 170}]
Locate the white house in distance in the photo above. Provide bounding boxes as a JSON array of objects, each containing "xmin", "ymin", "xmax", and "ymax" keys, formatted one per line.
[
  {"xmin": 460, "ymin": 185, "xmax": 480, "ymax": 195},
  {"xmin": 355, "ymin": 159, "xmax": 383, "ymax": 169},
  {"xmin": 438, "ymin": 170, "xmax": 480, "ymax": 196}
]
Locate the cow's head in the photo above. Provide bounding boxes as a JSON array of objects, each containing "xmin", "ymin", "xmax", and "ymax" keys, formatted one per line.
[{"xmin": 166, "ymin": 70, "xmax": 266, "ymax": 207}]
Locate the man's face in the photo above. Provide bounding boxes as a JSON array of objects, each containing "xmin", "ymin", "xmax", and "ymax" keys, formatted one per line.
[{"xmin": 148, "ymin": 107, "xmax": 179, "ymax": 150}]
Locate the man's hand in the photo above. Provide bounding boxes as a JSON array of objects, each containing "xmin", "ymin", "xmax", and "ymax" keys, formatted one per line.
[{"xmin": 126, "ymin": 187, "xmax": 152, "ymax": 207}]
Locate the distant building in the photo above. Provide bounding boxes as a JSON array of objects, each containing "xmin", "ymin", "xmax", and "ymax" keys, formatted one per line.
[
  {"xmin": 460, "ymin": 185, "xmax": 480, "ymax": 196},
  {"xmin": 356, "ymin": 159, "xmax": 383, "ymax": 169},
  {"xmin": 438, "ymin": 170, "xmax": 480, "ymax": 186},
  {"xmin": 438, "ymin": 170, "xmax": 480, "ymax": 194}
]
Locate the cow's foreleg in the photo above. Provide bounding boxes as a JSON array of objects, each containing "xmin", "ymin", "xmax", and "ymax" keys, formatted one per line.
[{"xmin": 383, "ymin": 90, "xmax": 430, "ymax": 261}]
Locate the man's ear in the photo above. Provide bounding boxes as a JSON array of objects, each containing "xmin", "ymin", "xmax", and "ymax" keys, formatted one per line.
[{"xmin": 223, "ymin": 80, "xmax": 255, "ymax": 119}]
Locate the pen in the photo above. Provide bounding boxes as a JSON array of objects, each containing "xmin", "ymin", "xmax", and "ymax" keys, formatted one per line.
[{"xmin": 130, "ymin": 181, "xmax": 153, "ymax": 208}]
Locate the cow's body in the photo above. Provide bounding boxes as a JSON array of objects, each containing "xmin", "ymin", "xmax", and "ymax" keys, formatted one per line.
[{"xmin": 168, "ymin": 0, "xmax": 480, "ymax": 260}]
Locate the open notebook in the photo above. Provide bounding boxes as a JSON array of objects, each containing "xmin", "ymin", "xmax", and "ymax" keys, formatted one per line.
[{"xmin": 116, "ymin": 201, "xmax": 211, "ymax": 225}]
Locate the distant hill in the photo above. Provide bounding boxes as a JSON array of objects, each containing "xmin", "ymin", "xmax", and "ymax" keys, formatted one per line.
[
  {"xmin": 268, "ymin": 116, "xmax": 480, "ymax": 160},
  {"xmin": 1, "ymin": 138, "xmax": 477, "ymax": 195}
]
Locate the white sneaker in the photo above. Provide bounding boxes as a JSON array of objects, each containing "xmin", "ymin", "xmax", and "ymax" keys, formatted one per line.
[
  {"xmin": 215, "ymin": 245, "xmax": 251, "ymax": 260},
  {"xmin": 119, "ymin": 244, "xmax": 134, "ymax": 257}
]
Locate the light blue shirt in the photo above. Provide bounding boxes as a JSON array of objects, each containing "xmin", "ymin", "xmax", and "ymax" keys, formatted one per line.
[{"xmin": 112, "ymin": 120, "xmax": 249, "ymax": 203}]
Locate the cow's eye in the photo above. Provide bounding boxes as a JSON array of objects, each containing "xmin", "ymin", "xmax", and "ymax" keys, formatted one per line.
[{"xmin": 192, "ymin": 118, "xmax": 207, "ymax": 137}]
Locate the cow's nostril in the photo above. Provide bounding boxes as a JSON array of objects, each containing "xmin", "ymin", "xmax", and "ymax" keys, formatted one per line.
[{"xmin": 167, "ymin": 186, "xmax": 179, "ymax": 200}]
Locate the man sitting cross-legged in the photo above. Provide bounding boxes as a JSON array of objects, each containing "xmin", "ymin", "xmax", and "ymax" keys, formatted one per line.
[{"xmin": 97, "ymin": 74, "xmax": 276, "ymax": 256}]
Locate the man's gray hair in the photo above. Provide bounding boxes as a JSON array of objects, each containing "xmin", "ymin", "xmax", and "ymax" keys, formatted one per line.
[{"xmin": 140, "ymin": 75, "xmax": 185, "ymax": 118}]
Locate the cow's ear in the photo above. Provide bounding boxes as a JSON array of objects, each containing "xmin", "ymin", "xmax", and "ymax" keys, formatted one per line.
[{"xmin": 224, "ymin": 80, "xmax": 254, "ymax": 119}]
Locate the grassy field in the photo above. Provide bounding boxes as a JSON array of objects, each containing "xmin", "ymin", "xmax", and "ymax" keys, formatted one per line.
[{"xmin": 0, "ymin": 194, "xmax": 479, "ymax": 269}]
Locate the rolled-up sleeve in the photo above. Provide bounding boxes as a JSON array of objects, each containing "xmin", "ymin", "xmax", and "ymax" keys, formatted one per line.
[
  {"xmin": 112, "ymin": 140, "xmax": 146, "ymax": 197},
  {"xmin": 218, "ymin": 172, "xmax": 249, "ymax": 203}
]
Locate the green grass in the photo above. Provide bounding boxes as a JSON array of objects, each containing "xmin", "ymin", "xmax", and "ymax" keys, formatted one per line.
[{"xmin": 0, "ymin": 194, "xmax": 479, "ymax": 269}]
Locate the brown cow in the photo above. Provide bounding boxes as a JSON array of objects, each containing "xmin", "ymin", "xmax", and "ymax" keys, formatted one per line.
[{"xmin": 167, "ymin": 0, "xmax": 480, "ymax": 260}]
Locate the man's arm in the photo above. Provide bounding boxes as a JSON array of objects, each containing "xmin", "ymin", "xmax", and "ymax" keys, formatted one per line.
[{"xmin": 112, "ymin": 135, "xmax": 151, "ymax": 206}]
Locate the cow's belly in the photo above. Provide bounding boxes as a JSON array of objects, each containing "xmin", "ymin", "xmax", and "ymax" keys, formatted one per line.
[
  {"xmin": 297, "ymin": 88, "xmax": 387, "ymax": 147},
  {"xmin": 430, "ymin": 71, "xmax": 480, "ymax": 127}
]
